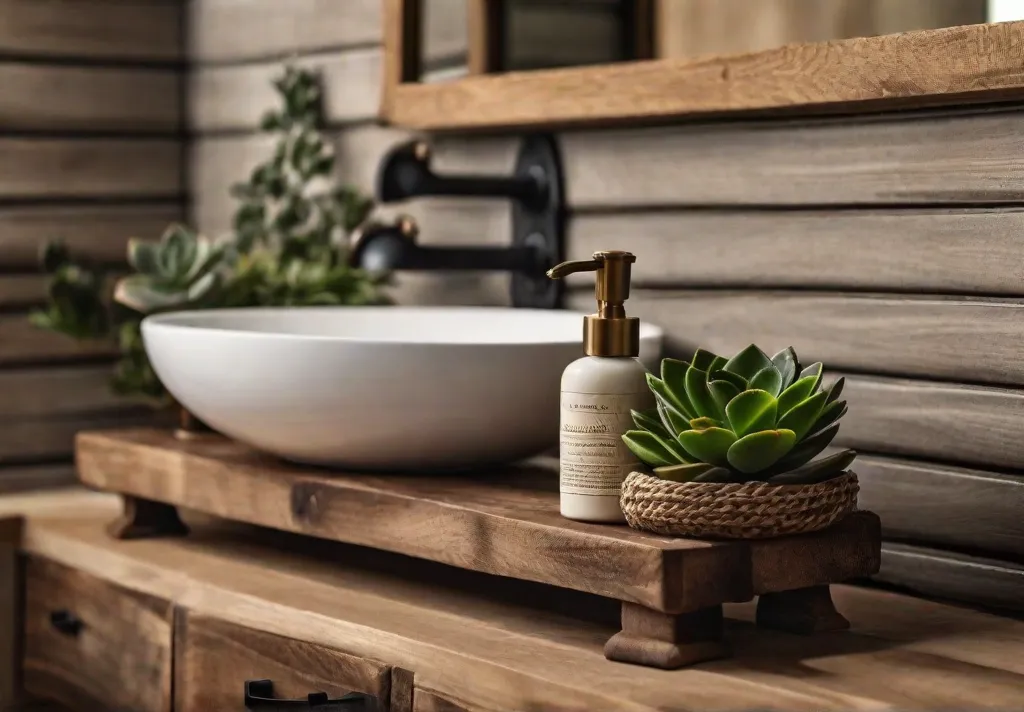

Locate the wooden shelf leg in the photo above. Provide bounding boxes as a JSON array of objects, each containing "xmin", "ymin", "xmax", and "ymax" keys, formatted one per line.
[
  {"xmin": 756, "ymin": 585, "xmax": 850, "ymax": 634},
  {"xmin": 604, "ymin": 602, "xmax": 729, "ymax": 669},
  {"xmin": 107, "ymin": 496, "xmax": 189, "ymax": 540}
]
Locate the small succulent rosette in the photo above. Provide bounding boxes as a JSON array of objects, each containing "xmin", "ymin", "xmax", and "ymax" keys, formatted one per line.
[{"xmin": 619, "ymin": 345, "xmax": 859, "ymax": 539}]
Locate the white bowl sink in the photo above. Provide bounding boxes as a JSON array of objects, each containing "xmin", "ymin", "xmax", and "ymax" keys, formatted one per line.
[{"xmin": 142, "ymin": 307, "xmax": 664, "ymax": 471}]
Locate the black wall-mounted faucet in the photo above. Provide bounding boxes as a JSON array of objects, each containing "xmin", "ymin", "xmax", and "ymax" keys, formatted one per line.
[{"xmin": 353, "ymin": 135, "xmax": 565, "ymax": 309}]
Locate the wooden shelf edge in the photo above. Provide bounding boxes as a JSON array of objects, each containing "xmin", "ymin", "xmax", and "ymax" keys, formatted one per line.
[{"xmin": 384, "ymin": 21, "xmax": 1024, "ymax": 132}]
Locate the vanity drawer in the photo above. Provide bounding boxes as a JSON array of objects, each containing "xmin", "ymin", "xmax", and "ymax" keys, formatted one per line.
[
  {"xmin": 174, "ymin": 612, "xmax": 399, "ymax": 712},
  {"xmin": 22, "ymin": 556, "xmax": 173, "ymax": 712}
]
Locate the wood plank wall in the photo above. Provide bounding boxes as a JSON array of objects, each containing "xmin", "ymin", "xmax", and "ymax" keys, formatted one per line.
[
  {"xmin": 0, "ymin": 0, "xmax": 184, "ymax": 494},
  {"xmin": 187, "ymin": 0, "xmax": 514, "ymax": 307}
]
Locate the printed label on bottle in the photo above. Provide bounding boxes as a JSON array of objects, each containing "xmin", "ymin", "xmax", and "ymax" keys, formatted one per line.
[{"xmin": 560, "ymin": 391, "xmax": 646, "ymax": 496}]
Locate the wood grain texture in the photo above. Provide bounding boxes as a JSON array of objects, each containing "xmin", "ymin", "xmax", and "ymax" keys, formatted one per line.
[
  {"xmin": 386, "ymin": 21, "xmax": 1024, "ymax": 131},
  {"xmin": 22, "ymin": 556, "xmax": 172, "ymax": 712},
  {"xmin": 0, "ymin": 412, "xmax": 154, "ymax": 464},
  {"xmin": 855, "ymin": 454, "xmax": 1024, "ymax": 558},
  {"xmin": 0, "ymin": 464, "xmax": 77, "ymax": 495},
  {"xmin": 569, "ymin": 208, "xmax": 1024, "ymax": 294},
  {"xmin": 0, "ymin": 0, "xmax": 182, "ymax": 61},
  {"xmin": 16, "ymin": 513, "xmax": 1024, "ymax": 711},
  {"xmin": 0, "ymin": 365, "xmax": 141, "ymax": 419},
  {"xmin": 75, "ymin": 428, "xmax": 879, "ymax": 614},
  {"xmin": 657, "ymin": 0, "xmax": 986, "ymax": 59},
  {"xmin": 188, "ymin": 49, "xmax": 380, "ymax": 132},
  {"xmin": 0, "ymin": 204, "xmax": 182, "ymax": 270},
  {"xmin": 562, "ymin": 107, "xmax": 1024, "ymax": 207},
  {"xmin": 875, "ymin": 543, "xmax": 1024, "ymax": 612},
  {"xmin": 187, "ymin": 0, "xmax": 381, "ymax": 64},
  {"xmin": 836, "ymin": 374, "xmax": 1024, "ymax": 471},
  {"xmin": 0, "ymin": 517, "xmax": 21, "ymax": 710},
  {"xmin": 570, "ymin": 290, "xmax": 1024, "ymax": 386},
  {"xmin": 175, "ymin": 613, "xmax": 395, "ymax": 712},
  {"xmin": 0, "ymin": 64, "xmax": 180, "ymax": 133},
  {"xmin": 0, "ymin": 139, "xmax": 182, "ymax": 199}
]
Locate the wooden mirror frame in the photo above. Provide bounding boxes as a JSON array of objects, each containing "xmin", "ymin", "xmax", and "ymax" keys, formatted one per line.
[{"xmin": 381, "ymin": 4, "xmax": 1024, "ymax": 134}]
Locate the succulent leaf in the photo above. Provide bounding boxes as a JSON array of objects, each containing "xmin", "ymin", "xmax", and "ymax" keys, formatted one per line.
[
  {"xmin": 657, "ymin": 400, "xmax": 692, "ymax": 436},
  {"xmin": 692, "ymin": 466, "xmax": 739, "ymax": 483},
  {"xmin": 654, "ymin": 462, "xmax": 720, "ymax": 482},
  {"xmin": 750, "ymin": 364, "xmax": 783, "ymax": 397},
  {"xmin": 678, "ymin": 427, "xmax": 737, "ymax": 467},
  {"xmin": 632, "ymin": 409, "xmax": 673, "ymax": 440},
  {"xmin": 725, "ymin": 389, "xmax": 778, "ymax": 438},
  {"xmin": 710, "ymin": 369, "xmax": 748, "ymax": 391},
  {"xmin": 648, "ymin": 372, "xmax": 694, "ymax": 419},
  {"xmin": 799, "ymin": 362, "xmax": 824, "ymax": 392},
  {"xmin": 767, "ymin": 449, "xmax": 856, "ymax": 485},
  {"xmin": 770, "ymin": 420, "xmax": 841, "ymax": 472},
  {"xmin": 709, "ymin": 379, "xmax": 741, "ymax": 412},
  {"xmin": 777, "ymin": 374, "xmax": 820, "ymax": 417},
  {"xmin": 810, "ymin": 399, "xmax": 848, "ymax": 436},
  {"xmin": 622, "ymin": 430, "xmax": 677, "ymax": 468},
  {"xmin": 689, "ymin": 416, "xmax": 724, "ymax": 430},
  {"xmin": 824, "ymin": 376, "xmax": 845, "ymax": 405},
  {"xmin": 127, "ymin": 239, "xmax": 160, "ymax": 275},
  {"xmin": 685, "ymin": 366, "xmax": 724, "ymax": 420},
  {"xmin": 727, "ymin": 429, "xmax": 796, "ymax": 474},
  {"xmin": 771, "ymin": 347, "xmax": 800, "ymax": 390},
  {"xmin": 724, "ymin": 344, "xmax": 773, "ymax": 381},
  {"xmin": 690, "ymin": 348, "xmax": 721, "ymax": 371},
  {"xmin": 777, "ymin": 390, "xmax": 827, "ymax": 441}
]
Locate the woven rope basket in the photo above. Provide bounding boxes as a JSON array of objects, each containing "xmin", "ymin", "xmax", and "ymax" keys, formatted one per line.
[{"xmin": 620, "ymin": 470, "xmax": 860, "ymax": 539}]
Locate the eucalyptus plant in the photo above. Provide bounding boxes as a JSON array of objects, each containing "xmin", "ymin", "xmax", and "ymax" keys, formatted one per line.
[
  {"xmin": 623, "ymin": 345, "xmax": 855, "ymax": 485},
  {"xmin": 30, "ymin": 64, "xmax": 388, "ymax": 405}
]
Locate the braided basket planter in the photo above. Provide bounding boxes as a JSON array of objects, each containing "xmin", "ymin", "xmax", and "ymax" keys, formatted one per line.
[{"xmin": 620, "ymin": 470, "xmax": 860, "ymax": 539}]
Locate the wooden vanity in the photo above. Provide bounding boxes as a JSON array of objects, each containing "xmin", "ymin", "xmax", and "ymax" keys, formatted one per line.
[{"xmin": 3, "ymin": 488, "xmax": 1024, "ymax": 712}]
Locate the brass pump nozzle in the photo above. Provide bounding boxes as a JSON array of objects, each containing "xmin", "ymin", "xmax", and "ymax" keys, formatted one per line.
[{"xmin": 547, "ymin": 251, "xmax": 639, "ymax": 357}]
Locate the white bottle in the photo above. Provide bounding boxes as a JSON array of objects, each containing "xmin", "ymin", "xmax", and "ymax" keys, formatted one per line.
[{"xmin": 548, "ymin": 251, "xmax": 653, "ymax": 523}]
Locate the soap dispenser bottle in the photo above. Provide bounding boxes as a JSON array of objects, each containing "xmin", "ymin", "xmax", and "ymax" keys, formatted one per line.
[{"xmin": 547, "ymin": 251, "xmax": 654, "ymax": 523}]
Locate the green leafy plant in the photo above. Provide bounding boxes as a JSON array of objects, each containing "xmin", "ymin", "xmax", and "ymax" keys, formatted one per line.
[
  {"xmin": 30, "ymin": 64, "xmax": 389, "ymax": 405},
  {"xmin": 623, "ymin": 345, "xmax": 854, "ymax": 485}
]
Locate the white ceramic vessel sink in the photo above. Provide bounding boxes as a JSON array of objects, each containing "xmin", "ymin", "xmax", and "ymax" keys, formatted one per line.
[{"xmin": 142, "ymin": 306, "xmax": 663, "ymax": 471}]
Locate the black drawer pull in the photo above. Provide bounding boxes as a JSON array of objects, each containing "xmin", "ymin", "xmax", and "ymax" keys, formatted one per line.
[
  {"xmin": 49, "ymin": 610, "xmax": 84, "ymax": 637},
  {"xmin": 244, "ymin": 679, "xmax": 378, "ymax": 711}
]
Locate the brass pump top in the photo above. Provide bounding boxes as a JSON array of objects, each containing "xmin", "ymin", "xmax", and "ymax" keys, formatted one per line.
[{"xmin": 547, "ymin": 250, "xmax": 639, "ymax": 357}]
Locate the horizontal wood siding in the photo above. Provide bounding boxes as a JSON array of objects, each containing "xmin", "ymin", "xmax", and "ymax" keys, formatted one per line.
[{"xmin": 0, "ymin": 0, "xmax": 184, "ymax": 489}]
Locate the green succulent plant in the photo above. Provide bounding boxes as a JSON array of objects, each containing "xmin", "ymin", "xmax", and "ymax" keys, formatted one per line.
[
  {"xmin": 29, "ymin": 63, "xmax": 388, "ymax": 406},
  {"xmin": 623, "ymin": 345, "xmax": 855, "ymax": 485}
]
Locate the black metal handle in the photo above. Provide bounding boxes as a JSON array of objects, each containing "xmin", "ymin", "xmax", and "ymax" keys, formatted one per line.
[
  {"xmin": 244, "ymin": 680, "xmax": 378, "ymax": 711},
  {"xmin": 377, "ymin": 140, "xmax": 547, "ymax": 209},
  {"xmin": 49, "ymin": 610, "xmax": 83, "ymax": 637}
]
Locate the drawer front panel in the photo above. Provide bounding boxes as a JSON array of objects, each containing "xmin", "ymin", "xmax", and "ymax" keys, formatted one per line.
[
  {"xmin": 175, "ymin": 612, "xmax": 396, "ymax": 712},
  {"xmin": 22, "ymin": 556, "xmax": 172, "ymax": 712}
]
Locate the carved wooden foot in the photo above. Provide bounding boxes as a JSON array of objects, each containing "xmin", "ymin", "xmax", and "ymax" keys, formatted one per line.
[
  {"xmin": 604, "ymin": 603, "xmax": 729, "ymax": 669},
  {"xmin": 107, "ymin": 496, "xmax": 189, "ymax": 540},
  {"xmin": 756, "ymin": 585, "xmax": 850, "ymax": 634}
]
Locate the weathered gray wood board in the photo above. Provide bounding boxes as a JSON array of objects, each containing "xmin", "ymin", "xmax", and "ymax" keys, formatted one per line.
[
  {"xmin": 562, "ymin": 109, "xmax": 1024, "ymax": 207},
  {"xmin": 856, "ymin": 455, "xmax": 1024, "ymax": 558},
  {"xmin": 0, "ymin": 204, "xmax": 183, "ymax": 270},
  {"xmin": 0, "ymin": 316, "xmax": 118, "ymax": 366},
  {"xmin": 187, "ymin": 0, "xmax": 381, "ymax": 64},
  {"xmin": 0, "ymin": 64, "xmax": 180, "ymax": 133},
  {"xmin": 0, "ymin": 139, "xmax": 182, "ymax": 199},
  {"xmin": 876, "ymin": 544, "xmax": 1024, "ymax": 613},
  {"xmin": 188, "ymin": 50, "xmax": 380, "ymax": 132},
  {"xmin": 569, "ymin": 208, "xmax": 1024, "ymax": 295},
  {"xmin": 0, "ymin": 0, "xmax": 182, "ymax": 61},
  {"xmin": 568, "ymin": 291, "xmax": 1024, "ymax": 387},
  {"xmin": 0, "ymin": 464, "xmax": 76, "ymax": 494},
  {"xmin": 836, "ymin": 375, "xmax": 1024, "ymax": 471}
]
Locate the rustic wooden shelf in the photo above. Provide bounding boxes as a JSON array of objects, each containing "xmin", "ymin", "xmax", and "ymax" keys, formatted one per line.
[{"xmin": 76, "ymin": 427, "xmax": 881, "ymax": 669}]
